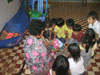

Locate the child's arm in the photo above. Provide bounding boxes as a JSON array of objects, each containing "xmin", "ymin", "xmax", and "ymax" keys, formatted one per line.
[
  {"xmin": 96, "ymin": 34, "xmax": 99, "ymax": 40},
  {"xmin": 42, "ymin": 36, "xmax": 49, "ymax": 46},
  {"xmin": 65, "ymin": 30, "xmax": 69, "ymax": 40},
  {"xmin": 52, "ymin": 70, "xmax": 56, "ymax": 75},
  {"xmin": 49, "ymin": 30, "xmax": 52, "ymax": 40},
  {"xmin": 52, "ymin": 48, "xmax": 59, "ymax": 53},
  {"xmin": 68, "ymin": 69, "xmax": 71, "ymax": 75},
  {"xmin": 54, "ymin": 32, "xmax": 57, "ymax": 40},
  {"xmin": 62, "ymin": 43, "xmax": 68, "ymax": 54}
]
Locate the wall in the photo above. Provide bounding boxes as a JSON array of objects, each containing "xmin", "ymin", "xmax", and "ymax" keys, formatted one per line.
[
  {"xmin": 0, "ymin": 0, "xmax": 21, "ymax": 32},
  {"xmin": 49, "ymin": 0, "xmax": 100, "ymax": 2}
]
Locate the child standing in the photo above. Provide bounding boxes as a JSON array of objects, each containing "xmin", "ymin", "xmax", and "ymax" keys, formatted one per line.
[
  {"xmin": 72, "ymin": 24, "xmax": 84, "ymax": 42},
  {"xmin": 51, "ymin": 55, "xmax": 69, "ymax": 75},
  {"xmin": 87, "ymin": 11, "xmax": 100, "ymax": 40},
  {"xmin": 54, "ymin": 18, "xmax": 67, "ymax": 43},
  {"xmin": 80, "ymin": 36, "xmax": 92, "ymax": 69},
  {"xmin": 68, "ymin": 43, "xmax": 85, "ymax": 75}
]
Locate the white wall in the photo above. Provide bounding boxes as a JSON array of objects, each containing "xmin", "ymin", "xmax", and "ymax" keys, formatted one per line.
[{"xmin": 0, "ymin": 0, "xmax": 21, "ymax": 32}]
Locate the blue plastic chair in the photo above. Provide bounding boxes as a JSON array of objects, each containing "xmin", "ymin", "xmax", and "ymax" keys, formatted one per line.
[{"xmin": 30, "ymin": 0, "xmax": 48, "ymax": 22}]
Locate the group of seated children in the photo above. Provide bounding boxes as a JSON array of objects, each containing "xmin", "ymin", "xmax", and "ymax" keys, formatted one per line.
[
  {"xmin": 43, "ymin": 17, "xmax": 84, "ymax": 50},
  {"xmin": 42, "ymin": 11, "xmax": 100, "ymax": 75},
  {"xmin": 24, "ymin": 11, "xmax": 100, "ymax": 75}
]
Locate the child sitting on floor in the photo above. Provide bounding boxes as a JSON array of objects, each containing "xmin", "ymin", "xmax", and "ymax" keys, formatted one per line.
[
  {"xmin": 80, "ymin": 35, "xmax": 92, "ymax": 70},
  {"xmin": 65, "ymin": 18, "xmax": 74, "ymax": 40},
  {"xmin": 54, "ymin": 18, "xmax": 67, "ymax": 43},
  {"xmin": 85, "ymin": 28, "xmax": 97, "ymax": 58},
  {"xmin": 49, "ymin": 18, "xmax": 57, "ymax": 40},
  {"xmin": 43, "ymin": 18, "xmax": 63, "ymax": 50},
  {"xmin": 43, "ymin": 18, "xmax": 51, "ymax": 40},
  {"xmin": 68, "ymin": 43, "xmax": 85, "ymax": 75},
  {"xmin": 43, "ymin": 18, "xmax": 57, "ymax": 41},
  {"xmin": 72, "ymin": 24, "xmax": 84, "ymax": 43},
  {"xmin": 51, "ymin": 55, "xmax": 69, "ymax": 75},
  {"xmin": 0, "ymin": 30, "xmax": 21, "ymax": 40}
]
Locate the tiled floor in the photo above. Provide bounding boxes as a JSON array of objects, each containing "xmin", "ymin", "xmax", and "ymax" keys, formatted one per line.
[{"xmin": 0, "ymin": 3, "xmax": 100, "ymax": 75}]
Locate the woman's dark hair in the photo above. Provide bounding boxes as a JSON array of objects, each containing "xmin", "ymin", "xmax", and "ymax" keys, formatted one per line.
[
  {"xmin": 52, "ymin": 55, "xmax": 69, "ymax": 75},
  {"xmin": 73, "ymin": 24, "xmax": 82, "ymax": 31},
  {"xmin": 85, "ymin": 28, "xmax": 96, "ymax": 47},
  {"xmin": 66, "ymin": 18, "xmax": 74, "ymax": 26},
  {"xmin": 82, "ymin": 36, "xmax": 91, "ymax": 53},
  {"xmin": 68, "ymin": 43, "xmax": 80, "ymax": 62},
  {"xmin": 87, "ymin": 11, "xmax": 98, "ymax": 20},
  {"xmin": 50, "ymin": 18, "xmax": 57, "ymax": 27},
  {"xmin": 56, "ymin": 18, "xmax": 64, "ymax": 27},
  {"xmin": 28, "ymin": 19, "xmax": 45, "ymax": 36}
]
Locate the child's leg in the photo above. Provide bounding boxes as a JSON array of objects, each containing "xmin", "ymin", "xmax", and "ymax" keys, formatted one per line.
[
  {"xmin": 56, "ymin": 37, "xmax": 66, "ymax": 44},
  {"xmin": 85, "ymin": 64, "xmax": 91, "ymax": 71},
  {"xmin": 68, "ymin": 38, "xmax": 79, "ymax": 44}
]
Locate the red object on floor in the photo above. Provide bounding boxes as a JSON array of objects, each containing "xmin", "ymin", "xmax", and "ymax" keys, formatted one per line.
[{"xmin": 6, "ymin": 33, "xmax": 14, "ymax": 39}]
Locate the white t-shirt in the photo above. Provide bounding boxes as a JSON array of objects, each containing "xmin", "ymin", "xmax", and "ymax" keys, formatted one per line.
[
  {"xmin": 68, "ymin": 57, "xmax": 85, "ymax": 75},
  {"xmin": 88, "ymin": 20, "xmax": 100, "ymax": 38}
]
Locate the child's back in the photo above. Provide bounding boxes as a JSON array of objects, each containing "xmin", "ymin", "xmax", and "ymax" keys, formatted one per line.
[
  {"xmin": 80, "ymin": 35, "xmax": 93, "ymax": 67},
  {"xmin": 68, "ymin": 43, "xmax": 85, "ymax": 75},
  {"xmin": 85, "ymin": 28, "xmax": 97, "ymax": 57},
  {"xmin": 68, "ymin": 57, "xmax": 84, "ymax": 75},
  {"xmin": 81, "ymin": 48, "xmax": 92, "ymax": 67}
]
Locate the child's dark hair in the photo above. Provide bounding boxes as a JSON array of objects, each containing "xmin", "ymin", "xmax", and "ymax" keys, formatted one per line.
[
  {"xmin": 28, "ymin": 19, "xmax": 45, "ymax": 36},
  {"xmin": 85, "ymin": 28, "xmax": 96, "ymax": 47},
  {"xmin": 97, "ymin": 38, "xmax": 100, "ymax": 44},
  {"xmin": 50, "ymin": 18, "xmax": 57, "ymax": 27},
  {"xmin": 57, "ymin": 18, "xmax": 64, "ymax": 27},
  {"xmin": 68, "ymin": 43, "xmax": 80, "ymax": 62},
  {"xmin": 73, "ymin": 24, "xmax": 82, "ymax": 31},
  {"xmin": 52, "ymin": 55, "xmax": 69, "ymax": 75},
  {"xmin": 66, "ymin": 18, "xmax": 74, "ymax": 26},
  {"xmin": 82, "ymin": 35, "xmax": 91, "ymax": 53},
  {"xmin": 45, "ymin": 18, "xmax": 50, "ymax": 26},
  {"xmin": 87, "ymin": 11, "xmax": 98, "ymax": 20}
]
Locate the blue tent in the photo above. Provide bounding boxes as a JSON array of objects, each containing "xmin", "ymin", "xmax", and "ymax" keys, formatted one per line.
[{"xmin": 0, "ymin": 4, "xmax": 29, "ymax": 48}]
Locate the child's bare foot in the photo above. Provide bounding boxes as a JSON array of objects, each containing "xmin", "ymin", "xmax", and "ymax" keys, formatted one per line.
[{"xmin": 85, "ymin": 64, "xmax": 91, "ymax": 71}]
